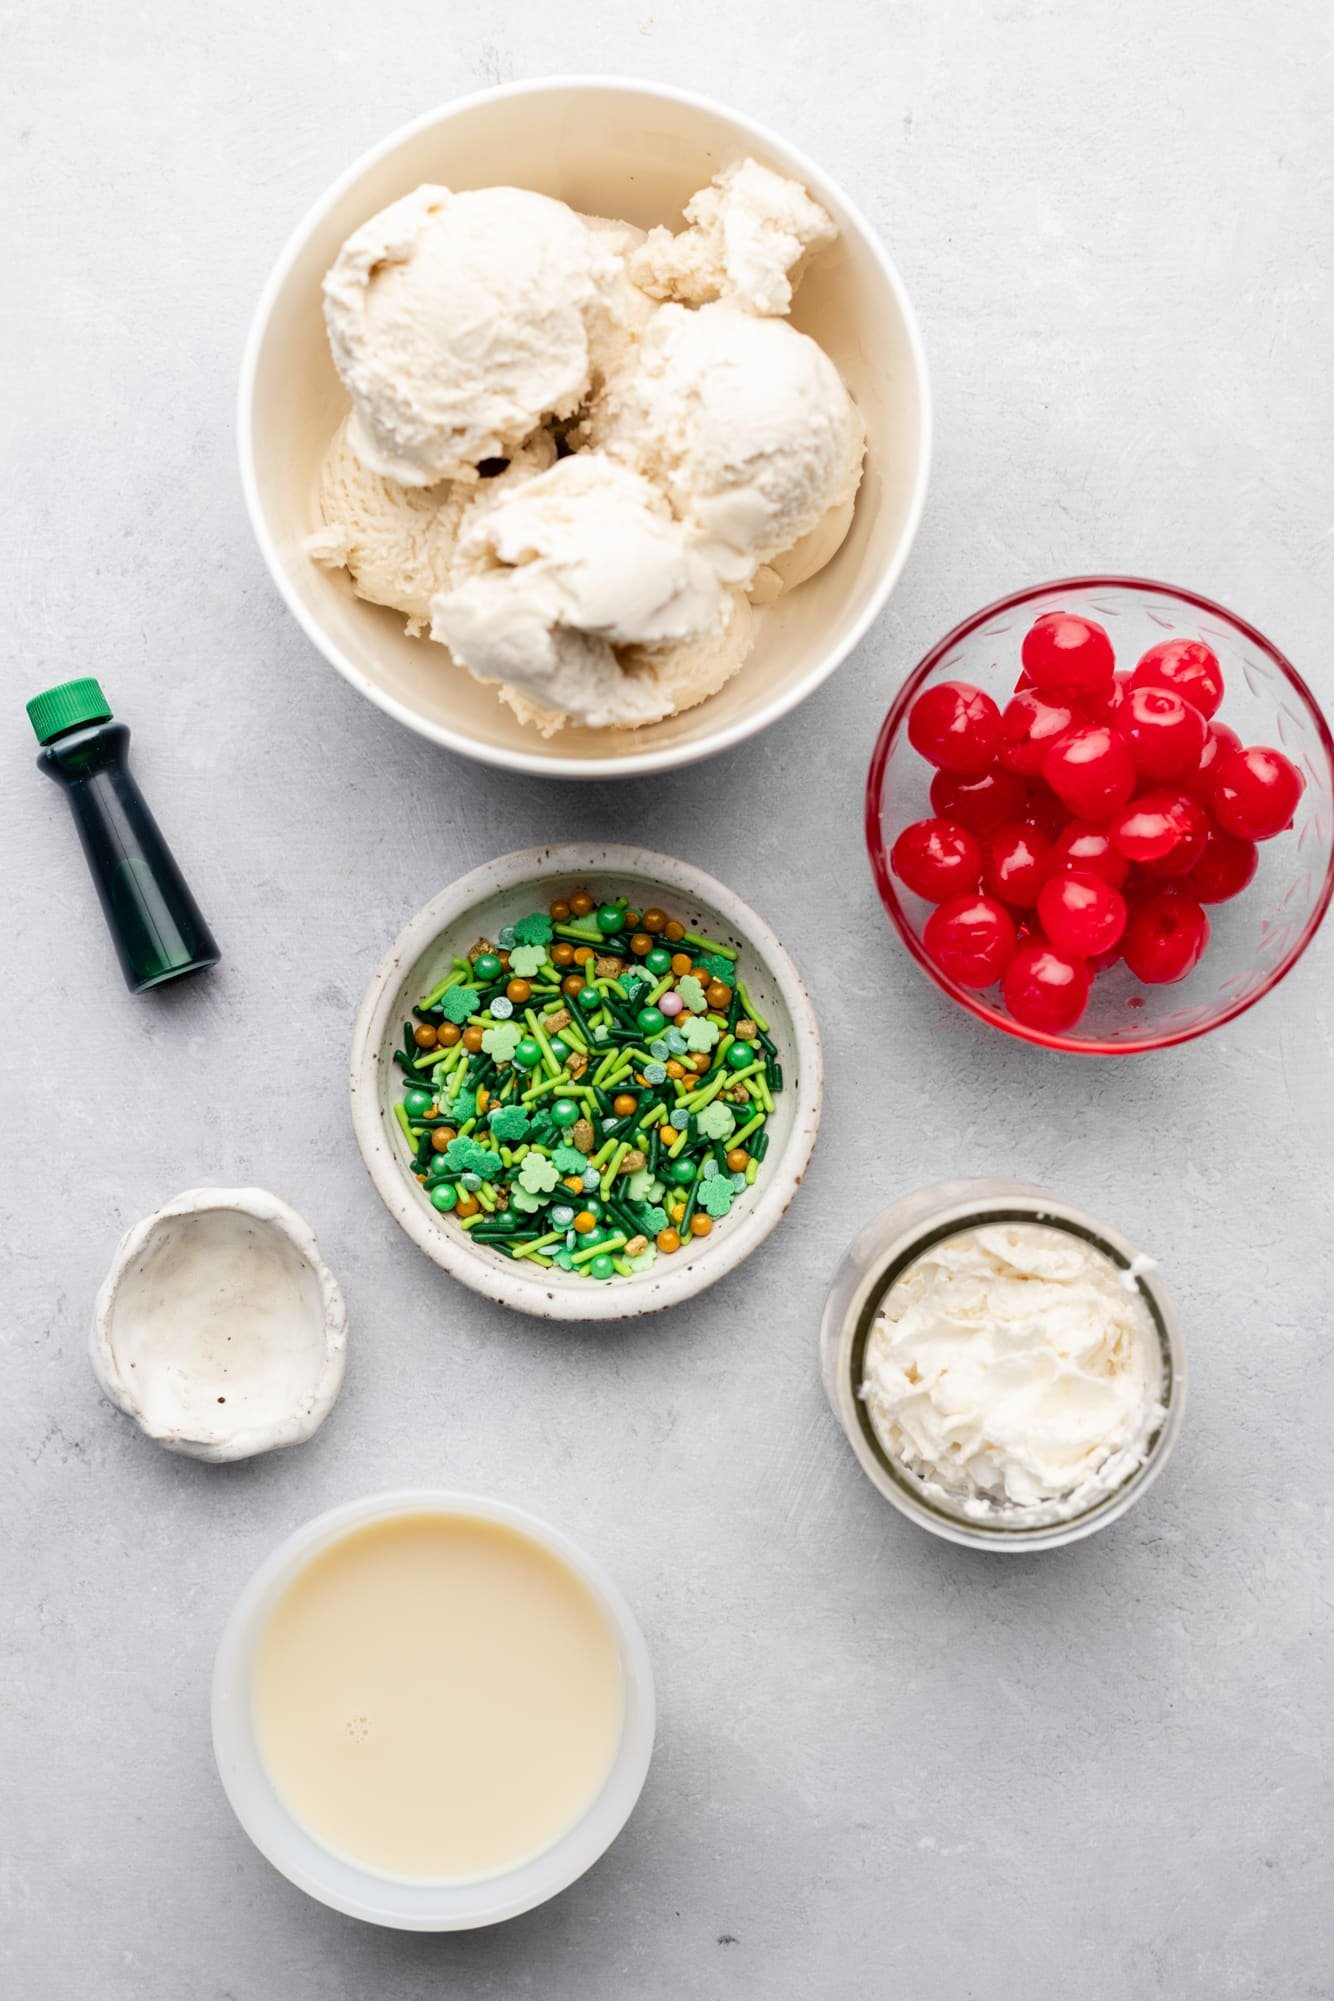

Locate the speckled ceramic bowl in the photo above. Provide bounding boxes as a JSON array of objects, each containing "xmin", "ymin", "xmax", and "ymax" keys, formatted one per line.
[{"xmin": 349, "ymin": 846, "xmax": 823, "ymax": 1320}]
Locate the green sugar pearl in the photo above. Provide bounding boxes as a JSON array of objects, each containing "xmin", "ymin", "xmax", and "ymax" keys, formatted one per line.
[
  {"xmin": 430, "ymin": 1183, "xmax": 459, "ymax": 1212},
  {"xmin": 595, "ymin": 903, "xmax": 624, "ymax": 936},
  {"xmin": 473, "ymin": 952, "xmax": 502, "ymax": 981},
  {"xmin": 589, "ymin": 1253, "xmax": 616, "ymax": 1279},
  {"xmin": 513, "ymin": 1036, "xmax": 543, "ymax": 1068},
  {"xmin": 667, "ymin": 1157, "xmax": 697, "ymax": 1186},
  {"xmin": 725, "ymin": 1042, "xmax": 754, "ymax": 1069},
  {"xmin": 645, "ymin": 947, "xmax": 673, "ymax": 975},
  {"xmin": 404, "ymin": 1088, "xmax": 434, "ymax": 1115},
  {"xmin": 578, "ymin": 987, "xmax": 602, "ymax": 1013},
  {"xmin": 637, "ymin": 1005, "xmax": 667, "ymax": 1036},
  {"xmin": 551, "ymin": 1098, "xmax": 581, "ymax": 1127}
]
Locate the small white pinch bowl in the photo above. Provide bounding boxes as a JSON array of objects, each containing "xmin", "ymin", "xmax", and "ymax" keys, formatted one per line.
[
  {"xmin": 239, "ymin": 76, "xmax": 931, "ymax": 780},
  {"xmin": 92, "ymin": 1187, "xmax": 347, "ymax": 1462},
  {"xmin": 820, "ymin": 1180, "xmax": 1187, "ymax": 1552},
  {"xmin": 212, "ymin": 1490, "xmax": 655, "ymax": 1929},
  {"xmin": 350, "ymin": 845, "xmax": 823, "ymax": 1321}
]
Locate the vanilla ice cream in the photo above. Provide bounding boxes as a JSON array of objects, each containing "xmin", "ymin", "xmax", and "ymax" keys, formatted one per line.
[
  {"xmin": 631, "ymin": 157, "xmax": 837, "ymax": 317},
  {"xmin": 322, "ymin": 185, "xmax": 622, "ymax": 486},
  {"xmin": 431, "ymin": 452, "xmax": 742, "ymax": 731},
  {"xmin": 590, "ymin": 302, "xmax": 865, "ymax": 587},
  {"xmin": 312, "ymin": 161, "xmax": 864, "ymax": 733},
  {"xmin": 861, "ymin": 1222, "xmax": 1166, "ymax": 1524},
  {"xmin": 307, "ymin": 420, "xmax": 556, "ymax": 633}
]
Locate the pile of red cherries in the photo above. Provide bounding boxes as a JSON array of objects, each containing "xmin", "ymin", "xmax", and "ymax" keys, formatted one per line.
[{"xmin": 891, "ymin": 612, "xmax": 1305, "ymax": 1034}]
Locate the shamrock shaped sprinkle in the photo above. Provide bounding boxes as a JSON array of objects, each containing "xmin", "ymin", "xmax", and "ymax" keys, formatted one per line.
[
  {"xmin": 518, "ymin": 1153, "xmax": 560, "ymax": 1196},
  {"xmin": 446, "ymin": 1086, "xmax": 477, "ymax": 1123},
  {"xmin": 507, "ymin": 943, "xmax": 547, "ymax": 977},
  {"xmin": 440, "ymin": 984, "xmax": 479, "ymax": 1024},
  {"xmin": 445, "ymin": 1135, "xmax": 500, "ymax": 1180},
  {"xmin": 510, "ymin": 1187, "xmax": 546, "ymax": 1214},
  {"xmin": 696, "ymin": 1101, "xmax": 735, "ymax": 1141},
  {"xmin": 621, "ymin": 965, "xmax": 654, "ymax": 996},
  {"xmin": 643, "ymin": 1204, "xmax": 669, "ymax": 1236},
  {"xmin": 552, "ymin": 1144, "xmax": 587, "ymax": 1174},
  {"xmin": 512, "ymin": 912, "xmax": 553, "ymax": 946},
  {"xmin": 481, "ymin": 1021, "xmax": 522, "ymax": 1063},
  {"xmin": 625, "ymin": 1168, "xmax": 656, "ymax": 1202},
  {"xmin": 622, "ymin": 1246, "xmax": 658, "ymax": 1274},
  {"xmin": 676, "ymin": 974, "xmax": 707, "ymax": 1014},
  {"xmin": 488, "ymin": 1103, "xmax": 529, "ymax": 1142},
  {"xmin": 694, "ymin": 952, "xmax": 735, "ymax": 987},
  {"xmin": 552, "ymin": 1248, "xmax": 576, "ymax": 1271},
  {"xmin": 680, "ymin": 1016, "xmax": 719, "ymax": 1053},
  {"xmin": 700, "ymin": 1176, "xmax": 736, "ymax": 1218}
]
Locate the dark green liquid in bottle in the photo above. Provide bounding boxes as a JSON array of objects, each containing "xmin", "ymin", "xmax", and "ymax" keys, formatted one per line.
[{"xmin": 28, "ymin": 678, "xmax": 220, "ymax": 993}]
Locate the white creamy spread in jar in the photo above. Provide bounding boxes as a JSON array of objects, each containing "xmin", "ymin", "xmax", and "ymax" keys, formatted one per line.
[{"xmin": 860, "ymin": 1220, "xmax": 1165, "ymax": 1524}]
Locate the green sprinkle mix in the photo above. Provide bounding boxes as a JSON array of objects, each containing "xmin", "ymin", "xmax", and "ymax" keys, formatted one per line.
[{"xmin": 389, "ymin": 886, "xmax": 785, "ymax": 1280}]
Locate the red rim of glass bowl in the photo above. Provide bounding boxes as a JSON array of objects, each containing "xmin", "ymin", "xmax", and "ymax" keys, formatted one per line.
[{"xmin": 865, "ymin": 575, "xmax": 1334, "ymax": 1056}]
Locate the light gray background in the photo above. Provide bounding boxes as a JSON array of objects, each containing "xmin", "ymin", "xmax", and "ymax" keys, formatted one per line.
[{"xmin": 4, "ymin": 3, "xmax": 1332, "ymax": 1996}]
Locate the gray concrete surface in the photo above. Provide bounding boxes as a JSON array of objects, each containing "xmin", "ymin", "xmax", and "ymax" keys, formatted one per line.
[{"xmin": 4, "ymin": 3, "xmax": 1333, "ymax": 1996}]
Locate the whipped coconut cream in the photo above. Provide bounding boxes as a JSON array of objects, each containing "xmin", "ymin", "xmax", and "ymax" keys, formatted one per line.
[{"xmin": 860, "ymin": 1221, "xmax": 1165, "ymax": 1525}]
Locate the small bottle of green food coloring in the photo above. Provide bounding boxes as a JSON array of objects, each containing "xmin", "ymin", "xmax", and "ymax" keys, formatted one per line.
[{"xmin": 26, "ymin": 677, "xmax": 220, "ymax": 992}]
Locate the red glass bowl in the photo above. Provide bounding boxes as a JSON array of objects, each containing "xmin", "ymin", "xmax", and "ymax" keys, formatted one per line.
[{"xmin": 867, "ymin": 578, "xmax": 1334, "ymax": 1054}]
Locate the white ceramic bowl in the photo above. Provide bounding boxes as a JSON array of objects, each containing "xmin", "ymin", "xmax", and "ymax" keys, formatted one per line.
[
  {"xmin": 349, "ymin": 844, "xmax": 823, "ymax": 1320},
  {"xmin": 92, "ymin": 1187, "xmax": 347, "ymax": 1463},
  {"xmin": 212, "ymin": 1490, "xmax": 655, "ymax": 1928},
  {"xmin": 239, "ymin": 77, "xmax": 931, "ymax": 779},
  {"xmin": 820, "ymin": 1181, "xmax": 1187, "ymax": 1551}
]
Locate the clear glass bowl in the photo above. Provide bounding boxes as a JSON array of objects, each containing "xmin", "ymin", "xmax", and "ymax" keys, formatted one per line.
[
  {"xmin": 866, "ymin": 577, "xmax": 1334, "ymax": 1054},
  {"xmin": 820, "ymin": 1182, "xmax": 1187, "ymax": 1551}
]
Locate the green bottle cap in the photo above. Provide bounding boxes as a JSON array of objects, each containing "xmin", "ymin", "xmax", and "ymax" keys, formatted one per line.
[{"xmin": 26, "ymin": 677, "xmax": 113, "ymax": 745}]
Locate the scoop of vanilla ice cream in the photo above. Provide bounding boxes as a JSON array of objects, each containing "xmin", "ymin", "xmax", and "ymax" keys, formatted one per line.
[
  {"xmin": 430, "ymin": 452, "xmax": 736, "ymax": 731},
  {"xmin": 589, "ymin": 302, "xmax": 865, "ymax": 586},
  {"xmin": 630, "ymin": 157, "xmax": 837, "ymax": 317},
  {"xmin": 306, "ymin": 420, "xmax": 556, "ymax": 633},
  {"xmin": 322, "ymin": 185, "xmax": 623, "ymax": 486},
  {"xmin": 577, "ymin": 214, "xmax": 660, "ymax": 347},
  {"xmin": 496, "ymin": 590, "xmax": 755, "ymax": 738}
]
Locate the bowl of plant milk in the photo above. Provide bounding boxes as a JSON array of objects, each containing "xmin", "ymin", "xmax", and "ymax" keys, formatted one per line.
[{"xmin": 212, "ymin": 1492, "xmax": 655, "ymax": 1926}]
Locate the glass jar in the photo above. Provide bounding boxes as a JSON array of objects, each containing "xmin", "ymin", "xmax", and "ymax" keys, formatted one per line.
[{"xmin": 820, "ymin": 1180, "xmax": 1187, "ymax": 1551}]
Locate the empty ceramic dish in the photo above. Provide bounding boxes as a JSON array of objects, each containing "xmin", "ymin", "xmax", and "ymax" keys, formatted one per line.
[{"xmin": 92, "ymin": 1187, "xmax": 347, "ymax": 1462}]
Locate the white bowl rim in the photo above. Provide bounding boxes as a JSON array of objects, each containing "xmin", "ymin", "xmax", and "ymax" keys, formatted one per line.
[
  {"xmin": 348, "ymin": 843, "xmax": 823, "ymax": 1320},
  {"xmin": 211, "ymin": 1488, "xmax": 655, "ymax": 1929},
  {"xmin": 237, "ymin": 74, "xmax": 933, "ymax": 780}
]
